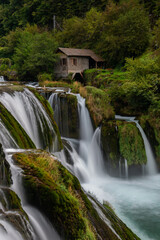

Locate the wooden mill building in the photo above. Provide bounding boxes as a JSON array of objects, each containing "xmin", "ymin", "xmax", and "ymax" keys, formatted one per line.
[{"xmin": 54, "ymin": 47, "xmax": 104, "ymax": 78}]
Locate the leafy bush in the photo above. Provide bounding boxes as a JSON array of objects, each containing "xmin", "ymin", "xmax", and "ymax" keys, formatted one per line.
[{"xmin": 37, "ymin": 73, "xmax": 52, "ymax": 82}]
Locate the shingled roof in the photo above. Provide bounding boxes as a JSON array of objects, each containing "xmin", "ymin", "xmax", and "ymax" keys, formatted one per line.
[{"xmin": 58, "ymin": 47, "xmax": 104, "ymax": 62}]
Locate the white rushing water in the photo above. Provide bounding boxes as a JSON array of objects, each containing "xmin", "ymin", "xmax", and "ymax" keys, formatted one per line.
[
  {"xmin": 0, "ymin": 120, "xmax": 18, "ymax": 149},
  {"xmin": 51, "ymin": 93, "xmax": 159, "ymax": 240},
  {"xmin": 0, "ymin": 76, "xmax": 5, "ymax": 82},
  {"xmin": 0, "ymin": 88, "xmax": 58, "ymax": 151}
]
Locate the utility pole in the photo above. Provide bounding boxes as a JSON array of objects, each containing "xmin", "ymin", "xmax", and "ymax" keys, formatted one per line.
[{"xmin": 53, "ymin": 15, "xmax": 56, "ymax": 33}]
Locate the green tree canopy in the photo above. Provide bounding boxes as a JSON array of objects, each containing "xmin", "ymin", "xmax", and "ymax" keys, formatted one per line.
[{"xmin": 12, "ymin": 28, "xmax": 58, "ymax": 80}]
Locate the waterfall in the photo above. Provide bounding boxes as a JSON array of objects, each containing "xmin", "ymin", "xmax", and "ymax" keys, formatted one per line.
[
  {"xmin": 125, "ymin": 159, "xmax": 128, "ymax": 179},
  {"xmin": 48, "ymin": 93, "xmax": 63, "ymax": 133},
  {"xmin": 54, "ymin": 94, "xmax": 105, "ymax": 181},
  {"xmin": 0, "ymin": 88, "xmax": 58, "ymax": 152},
  {"xmin": 0, "ymin": 120, "xmax": 18, "ymax": 149},
  {"xmin": 77, "ymin": 94, "xmax": 93, "ymax": 142},
  {"xmin": 0, "ymin": 151, "xmax": 61, "ymax": 240},
  {"xmin": 0, "ymin": 76, "xmax": 5, "ymax": 82},
  {"xmin": 115, "ymin": 115, "xmax": 157, "ymax": 175},
  {"xmin": 0, "ymin": 88, "xmax": 61, "ymax": 239}
]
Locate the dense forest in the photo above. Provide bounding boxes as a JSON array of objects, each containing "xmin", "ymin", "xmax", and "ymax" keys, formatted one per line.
[{"xmin": 0, "ymin": 0, "xmax": 160, "ymax": 81}]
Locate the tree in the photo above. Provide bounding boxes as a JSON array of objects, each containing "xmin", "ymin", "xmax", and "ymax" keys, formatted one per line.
[
  {"xmin": 96, "ymin": 3, "xmax": 150, "ymax": 66},
  {"xmin": 13, "ymin": 30, "xmax": 58, "ymax": 80}
]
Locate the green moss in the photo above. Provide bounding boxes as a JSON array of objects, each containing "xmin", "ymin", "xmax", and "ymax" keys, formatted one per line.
[
  {"xmin": 82, "ymin": 86, "xmax": 115, "ymax": 126},
  {"xmin": 28, "ymin": 87, "xmax": 63, "ymax": 150},
  {"xmin": 2, "ymin": 188, "xmax": 28, "ymax": 218},
  {"xmin": 0, "ymin": 103, "xmax": 35, "ymax": 149},
  {"xmin": 118, "ymin": 121, "xmax": 147, "ymax": 165},
  {"xmin": 13, "ymin": 151, "xmax": 96, "ymax": 240}
]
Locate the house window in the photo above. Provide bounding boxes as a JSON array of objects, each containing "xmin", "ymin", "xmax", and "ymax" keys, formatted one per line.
[
  {"xmin": 72, "ymin": 58, "xmax": 77, "ymax": 66},
  {"xmin": 62, "ymin": 58, "xmax": 67, "ymax": 66}
]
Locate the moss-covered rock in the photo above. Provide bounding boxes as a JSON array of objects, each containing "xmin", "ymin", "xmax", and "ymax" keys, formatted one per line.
[
  {"xmin": 0, "ymin": 144, "xmax": 12, "ymax": 186},
  {"xmin": 0, "ymin": 188, "xmax": 32, "ymax": 240},
  {"xmin": 101, "ymin": 120, "xmax": 147, "ymax": 176},
  {"xmin": 118, "ymin": 121, "xmax": 147, "ymax": 166},
  {"xmin": 84, "ymin": 86, "xmax": 115, "ymax": 126},
  {"xmin": 13, "ymin": 151, "xmax": 95, "ymax": 239},
  {"xmin": 28, "ymin": 87, "xmax": 63, "ymax": 150},
  {"xmin": 13, "ymin": 150, "xmax": 140, "ymax": 240},
  {"xmin": 0, "ymin": 102, "xmax": 35, "ymax": 149},
  {"xmin": 57, "ymin": 93, "xmax": 79, "ymax": 138}
]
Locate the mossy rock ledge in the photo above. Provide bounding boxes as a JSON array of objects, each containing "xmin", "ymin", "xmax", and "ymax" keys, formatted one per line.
[
  {"xmin": 13, "ymin": 150, "xmax": 140, "ymax": 240},
  {"xmin": 0, "ymin": 188, "xmax": 33, "ymax": 240},
  {"xmin": 101, "ymin": 120, "xmax": 147, "ymax": 177}
]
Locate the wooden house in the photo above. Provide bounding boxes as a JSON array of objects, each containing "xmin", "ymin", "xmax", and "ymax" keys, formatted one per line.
[{"xmin": 54, "ymin": 47, "xmax": 104, "ymax": 78}]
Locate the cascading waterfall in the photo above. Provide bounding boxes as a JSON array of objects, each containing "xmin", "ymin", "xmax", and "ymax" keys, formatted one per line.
[
  {"xmin": 48, "ymin": 90, "xmax": 72, "ymax": 137},
  {"xmin": 50, "ymin": 92, "xmax": 160, "ymax": 240},
  {"xmin": 0, "ymin": 120, "xmax": 18, "ymax": 149},
  {"xmin": 115, "ymin": 115, "xmax": 157, "ymax": 175},
  {"xmin": 0, "ymin": 88, "xmax": 61, "ymax": 239},
  {"xmin": 5, "ymin": 151, "xmax": 61, "ymax": 240},
  {"xmin": 54, "ymin": 94, "xmax": 105, "ymax": 180},
  {"xmin": 0, "ymin": 88, "xmax": 58, "ymax": 152},
  {"xmin": 0, "ymin": 76, "xmax": 5, "ymax": 82},
  {"xmin": 48, "ymin": 93, "xmax": 64, "ymax": 135}
]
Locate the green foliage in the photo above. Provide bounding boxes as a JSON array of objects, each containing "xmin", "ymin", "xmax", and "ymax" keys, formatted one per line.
[
  {"xmin": 13, "ymin": 30, "xmax": 58, "ymax": 80},
  {"xmin": 96, "ymin": 4, "xmax": 150, "ymax": 66},
  {"xmin": 125, "ymin": 54, "xmax": 160, "ymax": 83},
  {"xmin": 57, "ymin": 2, "xmax": 150, "ymax": 67},
  {"xmin": 37, "ymin": 73, "xmax": 52, "ymax": 82},
  {"xmin": 83, "ymin": 86, "xmax": 115, "ymax": 125}
]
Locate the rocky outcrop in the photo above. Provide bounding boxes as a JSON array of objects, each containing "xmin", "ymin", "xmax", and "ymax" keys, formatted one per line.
[
  {"xmin": 101, "ymin": 120, "xmax": 147, "ymax": 177},
  {"xmin": 13, "ymin": 150, "xmax": 140, "ymax": 240}
]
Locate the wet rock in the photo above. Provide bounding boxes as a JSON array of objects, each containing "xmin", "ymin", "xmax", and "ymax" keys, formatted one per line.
[{"xmin": 0, "ymin": 144, "xmax": 12, "ymax": 186}]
